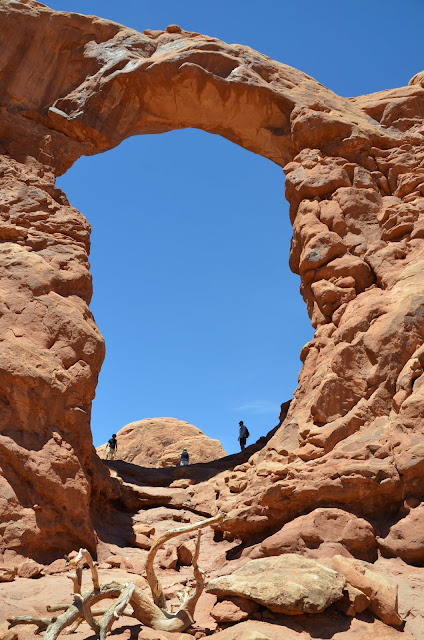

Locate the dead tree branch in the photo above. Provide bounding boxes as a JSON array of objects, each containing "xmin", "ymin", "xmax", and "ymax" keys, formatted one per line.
[
  {"xmin": 66, "ymin": 566, "xmax": 82, "ymax": 595},
  {"xmin": 7, "ymin": 617, "xmax": 56, "ymax": 631},
  {"xmin": 70, "ymin": 549, "xmax": 99, "ymax": 591},
  {"xmin": 145, "ymin": 511, "xmax": 225, "ymax": 610},
  {"xmin": 98, "ymin": 583, "xmax": 134, "ymax": 640},
  {"xmin": 7, "ymin": 512, "xmax": 226, "ymax": 639}
]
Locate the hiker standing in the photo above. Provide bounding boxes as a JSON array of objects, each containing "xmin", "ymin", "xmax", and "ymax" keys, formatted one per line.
[
  {"xmin": 238, "ymin": 421, "xmax": 249, "ymax": 451},
  {"xmin": 180, "ymin": 448, "xmax": 189, "ymax": 466},
  {"xmin": 106, "ymin": 433, "xmax": 118, "ymax": 460}
]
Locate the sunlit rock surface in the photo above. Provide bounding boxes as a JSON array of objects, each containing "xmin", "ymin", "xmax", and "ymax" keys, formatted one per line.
[
  {"xmin": 1, "ymin": 1, "xmax": 424, "ymax": 637},
  {"xmin": 96, "ymin": 417, "xmax": 227, "ymax": 467}
]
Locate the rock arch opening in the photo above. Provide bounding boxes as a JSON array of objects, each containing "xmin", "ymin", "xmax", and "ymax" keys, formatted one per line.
[
  {"xmin": 1, "ymin": 0, "xmax": 424, "ymax": 562},
  {"xmin": 56, "ymin": 129, "xmax": 312, "ymax": 456}
]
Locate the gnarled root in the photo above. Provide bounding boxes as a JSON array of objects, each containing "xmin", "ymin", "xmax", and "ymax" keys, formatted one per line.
[{"xmin": 7, "ymin": 512, "xmax": 225, "ymax": 639}]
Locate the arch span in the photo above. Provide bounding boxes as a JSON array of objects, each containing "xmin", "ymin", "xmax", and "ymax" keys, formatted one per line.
[{"xmin": 1, "ymin": 0, "xmax": 424, "ymax": 557}]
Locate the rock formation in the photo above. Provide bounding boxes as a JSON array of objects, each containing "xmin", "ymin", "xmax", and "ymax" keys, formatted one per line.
[
  {"xmin": 207, "ymin": 554, "xmax": 347, "ymax": 615},
  {"xmin": 1, "ymin": 5, "xmax": 424, "ymax": 638},
  {"xmin": 96, "ymin": 418, "xmax": 227, "ymax": 467}
]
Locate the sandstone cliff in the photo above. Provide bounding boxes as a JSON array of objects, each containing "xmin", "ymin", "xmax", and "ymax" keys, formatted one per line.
[{"xmin": 1, "ymin": 3, "xmax": 424, "ymax": 638}]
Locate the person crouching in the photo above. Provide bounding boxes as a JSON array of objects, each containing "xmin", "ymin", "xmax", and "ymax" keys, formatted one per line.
[{"xmin": 180, "ymin": 448, "xmax": 189, "ymax": 466}]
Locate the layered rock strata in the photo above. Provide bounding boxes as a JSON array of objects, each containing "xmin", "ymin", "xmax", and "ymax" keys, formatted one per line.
[{"xmin": 0, "ymin": 0, "xmax": 424, "ymax": 564}]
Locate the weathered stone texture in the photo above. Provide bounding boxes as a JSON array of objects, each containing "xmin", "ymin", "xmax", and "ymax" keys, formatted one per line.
[
  {"xmin": 97, "ymin": 417, "xmax": 227, "ymax": 467},
  {"xmin": 207, "ymin": 554, "xmax": 346, "ymax": 615},
  {"xmin": 1, "ymin": 0, "xmax": 424, "ymax": 581}
]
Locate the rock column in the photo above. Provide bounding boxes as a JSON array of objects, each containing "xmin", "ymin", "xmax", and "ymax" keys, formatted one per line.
[{"xmin": 0, "ymin": 154, "xmax": 106, "ymax": 561}]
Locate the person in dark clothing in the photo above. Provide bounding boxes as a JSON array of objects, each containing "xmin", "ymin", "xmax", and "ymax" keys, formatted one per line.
[
  {"xmin": 106, "ymin": 434, "xmax": 118, "ymax": 460},
  {"xmin": 238, "ymin": 421, "xmax": 249, "ymax": 451},
  {"xmin": 180, "ymin": 448, "xmax": 189, "ymax": 466}
]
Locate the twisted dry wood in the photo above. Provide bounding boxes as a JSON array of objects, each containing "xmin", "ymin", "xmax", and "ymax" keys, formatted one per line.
[
  {"xmin": 145, "ymin": 511, "xmax": 225, "ymax": 610},
  {"xmin": 7, "ymin": 513, "xmax": 226, "ymax": 639}
]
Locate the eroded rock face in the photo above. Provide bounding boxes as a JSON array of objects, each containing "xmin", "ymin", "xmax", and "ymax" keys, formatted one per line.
[
  {"xmin": 96, "ymin": 418, "xmax": 227, "ymax": 467},
  {"xmin": 378, "ymin": 502, "xmax": 424, "ymax": 564},
  {"xmin": 0, "ymin": 153, "xmax": 116, "ymax": 562},
  {"xmin": 259, "ymin": 508, "xmax": 377, "ymax": 562},
  {"xmin": 1, "ymin": 0, "xmax": 424, "ymax": 574}
]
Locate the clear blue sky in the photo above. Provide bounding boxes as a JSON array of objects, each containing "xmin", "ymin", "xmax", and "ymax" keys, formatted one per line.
[{"xmin": 47, "ymin": 0, "xmax": 423, "ymax": 454}]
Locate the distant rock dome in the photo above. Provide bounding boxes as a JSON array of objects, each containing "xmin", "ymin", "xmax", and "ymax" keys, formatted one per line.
[{"xmin": 97, "ymin": 417, "xmax": 227, "ymax": 467}]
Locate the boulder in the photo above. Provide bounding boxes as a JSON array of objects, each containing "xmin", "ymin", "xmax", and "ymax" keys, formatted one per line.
[
  {"xmin": 206, "ymin": 554, "xmax": 345, "ymax": 614},
  {"xmin": 16, "ymin": 559, "xmax": 43, "ymax": 579},
  {"xmin": 158, "ymin": 545, "xmax": 178, "ymax": 570},
  {"xmin": 0, "ymin": 567, "xmax": 15, "ymax": 582},
  {"xmin": 42, "ymin": 559, "xmax": 68, "ymax": 575},
  {"xmin": 133, "ymin": 534, "xmax": 152, "ymax": 550},
  {"xmin": 335, "ymin": 583, "xmax": 370, "ymax": 616},
  {"xmin": 378, "ymin": 503, "xmax": 424, "ymax": 564},
  {"xmin": 177, "ymin": 542, "xmax": 193, "ymax": 566},
  {"xmin": 330, "ymin": 555, "xmax": 402, "ymax": 626},
  {"xmin": 260, "ymin": 508, "xmax": 377, "ymax": 561},
  {"xmin": 211, "ymin": 597, "xmax": 259, "ymax": 623},
  {"xmin": 97, "ymin": 418, "xmax": 226, "ymax": 467},
  {"xmin": 105, "ymin": 555, "xmax": 124, "ymax": 568},
  {"xmin": 133, "ymin": 523, "xmax": 155, "ymax": 537}
]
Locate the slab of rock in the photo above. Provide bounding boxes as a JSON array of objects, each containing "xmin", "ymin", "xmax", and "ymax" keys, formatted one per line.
[
  {"xmin": 208, "ymin": 618, "xmax": 413, "ymax": 640},
  {"xmin": 97, "ymin": 418, "xmax": 226, "ymax": 467},
  {"xmin": 16, "ymin": 559, "xmax": 43, "ymax": 579},
  {"xmin": 331, "ymin": 554, "xmax": 402, "ymax": 626},
  {"xmin": 177, "ymin": 542, "xmax": 193, "ymax": 566},
  {"xmin": 133, "ymin": 523, "xmax": 155, "ymax": 537},
  {"xmin": 133, "ymin": 534, "xmax": 152, "ymax": 550},
  {"xmin": 260, "ymin": 508, "xmax": 377, "ymax": 561},
  {"xmin": 0, "ymin": 567, "xmax": 15, "ymax": 582},
  {"xmin": 206, "ymin": 554, "xmax": 345, "ymax": 614},
  {"xmin": 42, "ymin": 558, "xmax": 68, "ymax": 575},
  {"xmin": 211, "ymin": 597, "xmax": 259, "ymax": 623},
  {"xmin": 378, "ymin": 502, "xmax": 424, "ymax": 564},
  {"xmin": 105, "ymin": 555, "xmax": 124, "ymax": 568},
  {"xmin": 336, "ymin": 583, "xmax": 370, "ymax": 616}
]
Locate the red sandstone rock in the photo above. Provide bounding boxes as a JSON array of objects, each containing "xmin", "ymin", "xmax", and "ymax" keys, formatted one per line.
[
  {"xmin": 133, "ymin": 534, "xmax": 152, "ymax": 550},
  {"xmin": 42, "ymin": 558, "xmax": 68, "ymax": 575},
  {"xmin": 330, "ymin": 555, "xmax": 402, "ymax": 627},
  {"xmin": 0, "ymin": 567, "xmax": 15, "ymax": 582},
  {"xmin": 211, "ymin": 597, "xmax": 259, "ymax": 623},
  {"xmin": 16, "ymin": 559, "xmax": 43, "ymax": 579},
  {"xmin": 378, "ymin": 503, "xmax": 424, "ymax": 563},
  {"xmin": 105, "ymin": 555, "xmax": 124, "ymax": 568},
  {"xmin": 207, "ymin": 619, "xmax": 412, "ymax": 639},
  {"xmin": 336, "ymin": 584, "xmax": 370, "ymax": 616},
  {"xmin": 1, "ymin": 0, "xmax": 424, "ymax": 571},
  {"xmin": 259, "ymin": 508, "xmax": 377, "ymax": 562},
  {"xmin": 177, "ymin": 541, "xmax": 194, "ymax": 566},
  {"xmin": 133, "ymin": 523, "xmax": 155, "ymax": 537},
  {"xmin": 1, "ymin": 2, "xmax": 424, "ymax": 637},
  {"xmin": 97, "ymin": 418, "xmax": 226, "ymax": 467}
]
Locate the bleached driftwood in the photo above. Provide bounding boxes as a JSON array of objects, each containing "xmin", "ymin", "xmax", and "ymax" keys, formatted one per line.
[{"xmin": 7, "ymin": 512, "xmax": 225, "ymax": 639}]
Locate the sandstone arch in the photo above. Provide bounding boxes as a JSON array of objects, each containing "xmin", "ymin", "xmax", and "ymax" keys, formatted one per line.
[{"xmin": 1, "ymin": 0, "xmax": 424, "ymax": 560}]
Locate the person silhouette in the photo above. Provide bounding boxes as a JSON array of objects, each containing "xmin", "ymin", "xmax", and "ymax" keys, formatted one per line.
[
  {"xmin": 106, "ymin": 434, "xmax": 118, "ymax": 459},
  {"xmin": 238, "ymin": 421, "xmax": 249, "ymax": 451},
  {"xmin": 180, "ymin": 448, "xmax": 189, "ymax": 466}
]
